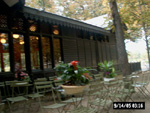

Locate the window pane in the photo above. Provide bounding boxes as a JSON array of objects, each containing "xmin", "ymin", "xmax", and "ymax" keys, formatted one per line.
[
  {"xmin": 13, "ymin": 34, "xmax": 26, "ymax": 70},
  {"xmin": 42, "ymin": 37, "xmax": 52, "ymax": 69},
  {"xmin": 0, "ymin": 33, "xmax": 10, "ymax": 72},
  {"xmin": 53, "ymin": 38, "xmax": 61, "ymax": 66},
  {"xmin": 30, "ymin": 36, "xmax": 40, "ymax": 69}
]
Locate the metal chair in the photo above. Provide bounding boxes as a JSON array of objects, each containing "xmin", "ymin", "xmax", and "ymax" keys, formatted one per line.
[
  {"xmin": 69, "ymin": 78, "xmax": 112, "ymax": 113},
  {"xmin": 131, "ymin": 72, "xmax": 150, "ymax": 99},
  {"xmin": 109, "ymin": 78, "xmax": 134, "ymax": 102},
  {"xmin": 35, "ymin": 81, "xmax": 67, "ymax": 113},
  {"xmin": 6, "ymin": 81, "xmax": 29, "ymax": 113},
  {"xmin": 89, "ymin": 79, "xmax": 113, "ymax": 113},
  {"xmin": 53, "ymin": 80, "xmax": 84, "ymax": 110}
]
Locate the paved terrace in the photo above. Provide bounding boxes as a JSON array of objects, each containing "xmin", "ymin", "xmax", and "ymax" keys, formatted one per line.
[{"xmin": 3, "ymin": 71, "xmax": 150, "ymax": 113}]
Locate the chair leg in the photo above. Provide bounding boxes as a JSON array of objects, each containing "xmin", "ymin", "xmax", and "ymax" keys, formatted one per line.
[
  {"xmin": 38, "ymin": 96, "xmax": 45, "ymax": 113},
  {"xmin": 7, "ymin": 101, "xmax": 13, "ymax": 113}
]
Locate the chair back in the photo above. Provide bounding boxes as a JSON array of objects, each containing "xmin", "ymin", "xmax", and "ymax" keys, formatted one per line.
[
  {"xmin": 35, "ymin": 81, "xmax": 59, "ymax": 103},
  {"xmin": 10, "ymin": 81, "xmax": 29, "ymax": 97},
  {"xmin": 34, "ymin": 77, "xmax": 47, "ymax": 82},
  {"xmin": 49, "ymin": 76, "xmax": 57, "ymax": 81},
  {"xmin": 35, "ymin": 81, "xmax": 53, "ymax": 95},
  {"xmin": 93, "ymin": 73, "xmax": 103, "ymax": 80}
]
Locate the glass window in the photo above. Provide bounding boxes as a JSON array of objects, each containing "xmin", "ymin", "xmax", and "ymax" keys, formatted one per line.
[
  {"xmin": 13, "ymin": 34, "xmax": 26, "ymax": 70},
  {"xmin": 30, "ymin": 36, "xmax": 40, "ymax": 69},
  {"xmin": 0, "ymin": 33, "xmax": 10, "ymax": 72},
  {"xmin": 42, "ymin": 37, "xmax": 52, "ymax": 69},
  {"xmin": 53, "ymin": 38, "xmax": 61, "ymax": 66}
]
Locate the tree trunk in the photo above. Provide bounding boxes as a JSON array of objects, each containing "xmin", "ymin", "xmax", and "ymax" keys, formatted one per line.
[
  {"xmin": 143, "ymin": 23, "xmax": 150, "ymax": 70},
  {"xmin": 138, "ymin": 0, "xmax": 150, "ymax": 70},
  {"xmin": 109, "ymin": 0, "xmax": 131, "ymax": 76}
]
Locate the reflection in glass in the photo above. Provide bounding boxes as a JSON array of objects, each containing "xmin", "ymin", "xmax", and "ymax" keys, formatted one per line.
[
  {"xmin": 30, "ymin": 36, "xmax": 40, "ymax": 69},
  {"xmin": 42, "ymin": 37, "xmax": 52, "ymax": 69},
  {"xmin": 53, "ymin": 38, "xmax": 61, "ymax": 66},
  {"xmin": 0, "ymin": 33, "xmax": 10, "ymax": 72},
  {"xmin": 13, "ymin": 34, "xmax": 26, "ymax": 70}
]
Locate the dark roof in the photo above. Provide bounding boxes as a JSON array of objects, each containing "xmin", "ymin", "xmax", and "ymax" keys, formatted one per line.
[{"xmin": 23, "ymin": 6, "xmax": 110, "ymax": 35}]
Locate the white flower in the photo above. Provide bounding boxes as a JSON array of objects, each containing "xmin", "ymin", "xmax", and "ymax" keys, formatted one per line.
[{"xmin": 74, "ymin": 70, "xmax": 78, "ymax": 74}]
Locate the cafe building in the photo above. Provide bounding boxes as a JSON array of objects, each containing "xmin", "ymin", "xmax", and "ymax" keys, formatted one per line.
[{"xmin": 0, "ymin": 0, "xmax": 141, "ymax": 81}]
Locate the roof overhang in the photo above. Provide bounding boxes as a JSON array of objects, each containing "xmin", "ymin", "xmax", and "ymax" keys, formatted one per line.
[{"xmin": 23, "ymin": 6, "xmax": 111, "ymax": 36}]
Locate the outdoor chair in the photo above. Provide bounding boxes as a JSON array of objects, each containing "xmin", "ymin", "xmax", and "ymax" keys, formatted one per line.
[
  {"xmin": 27, "ymin": 81, "xmax": 53, "ymax": 102},
  {"xmin": 93, "ymin": 73, "xmax": 104, "ymax": 81},
  {"xmin": 131, "ymin": 72, "xmax": 150, "ymax": 99},
  {"xmin": 26, "ymin": 81, "xmax": 52, "ymax": 112},
  {"xmin": 89, "ymin": 79, "xmax": 114, "ymax": 113},
  {"xmin": 67, "ymin": 83, "xmax": 97, "ymax": 113},
  {"xmin": 70, "ymin": 78, "xmax": 113, "ymax": 113},
  {"xmin": 53, "ymin": 80, "xmax": 84, "ymax": 110},
  {"xmin": 5, "ymin": 80, "xmax": 20, "ymax": 97},
  {"xmin": 34, "ymin": 81, "xmax": 67, "ymax": 113},
  {"xmin": 109, "ymin": 78, "xmax": 134, "ymax": 102},
  {"xmin": 6, "ymin": 81, "xmax": 29, "ymax": 113}
]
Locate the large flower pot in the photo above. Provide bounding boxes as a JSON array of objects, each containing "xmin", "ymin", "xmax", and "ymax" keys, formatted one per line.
[{"xmin": 61, "ymin": 85, "xmax": 89, "ymax": 95}]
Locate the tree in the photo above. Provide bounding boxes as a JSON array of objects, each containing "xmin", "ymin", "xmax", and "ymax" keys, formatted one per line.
[
  {"xmin": 109, "ymin": 0, "xmax": 131, "ymax": 75},
  {"xmin": 56, "ymin": 0, "xmax": 106, "ymax": 20},
  {"xmin": 25, "ymin": 0, "xmax": 57, "ymax": 13},
  {"xmin": 118, "ymin": 0, "xmax": 150, "ymax": 70}
]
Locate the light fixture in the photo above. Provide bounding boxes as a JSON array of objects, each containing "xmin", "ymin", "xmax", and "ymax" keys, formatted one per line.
[
  {"xmin": 19, "ymin": 40, "xmax": 24, "ymax": 45},
  {"xmin": 53, "ymin": 25, "xmax": 59, "ymax": 35},
  {"xmin": 0, "ymin": 38, "xmax": 6, "ymax": 44},
  {"xmin": 0, "ymin": 33, "xmax": 6, "ymax": 38},
  {"xmin": 13, "ymin": 34, "xmax": 19, "ymax": 39},
  {"xmin": 53, "ymin": 29, "xmax": 59, "ymax": 35},
  {"xmin": 36, "ymin": 37, "xmax": 39, "ymax": 40},
  {"xmin": 29, "ymin": 25, "xmax": 37, "ymax": 32}
]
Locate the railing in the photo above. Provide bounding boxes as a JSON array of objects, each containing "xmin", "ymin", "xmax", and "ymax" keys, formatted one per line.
[
  {"xmin": 114, "ymin": 62, "xmax": 141, "ymax": 73},
  {"xmin": 130, "ymin": 62, "xmax": 141, "ymax": 72}
]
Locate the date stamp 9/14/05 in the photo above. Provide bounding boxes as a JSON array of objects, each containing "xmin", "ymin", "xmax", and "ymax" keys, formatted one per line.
[{"xmin": 113, "ymin": 102, "xmax": 145, "ymax": 109}]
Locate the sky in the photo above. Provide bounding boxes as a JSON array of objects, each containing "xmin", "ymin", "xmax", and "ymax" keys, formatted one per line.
[{"xmin": 125, "ymin": 39, "xmax": 147, "ymax": 54}]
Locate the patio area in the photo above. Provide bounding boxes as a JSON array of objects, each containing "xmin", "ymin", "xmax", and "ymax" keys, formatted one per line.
[{"xmin": 0, "ymin": 71, "xmax": 149, "ymax": 113}]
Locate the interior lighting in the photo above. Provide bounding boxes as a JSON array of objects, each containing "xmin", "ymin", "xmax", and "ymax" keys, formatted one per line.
[
  {"xmin": 13, "ymin": 34, "xmax": 19, "ymax": 39},
  {"xmin": 0, "ymin": 38, "xmax": 6, "ymax": 44},
  {"xmin": 19, "ymin": 40, "xmax": 24, "ymax": 45},
  {"xmin": 29, "ymin": 25, "xmax": 37, "ymax": 32},
  {"xmin": 53, "ymin": 29, "xmax": 59, "ymax": 35}
]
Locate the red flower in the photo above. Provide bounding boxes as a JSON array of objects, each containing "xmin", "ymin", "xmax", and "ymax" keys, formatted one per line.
[
  {"xmin": 70, "ymin": 61, "xmax": 79, "ymax": 70},
  {"xmin": 83, "ymin": 73, "xmax": 92, "ymax": 80}
]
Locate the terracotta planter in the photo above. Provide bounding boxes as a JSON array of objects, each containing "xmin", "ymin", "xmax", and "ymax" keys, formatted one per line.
[{"xmin": 61, "ymin": 85, "xmax": 89, "ymax": 95}]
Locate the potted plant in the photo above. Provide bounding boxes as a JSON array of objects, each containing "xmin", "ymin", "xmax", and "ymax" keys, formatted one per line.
[
  {"xmin": 54, "ymin": 61, "xmax": 92, "ymax": 94},
  {"xmin": 15, "ymin": 64, "xmax": 31, "ymax": 82},
  {"xmin": 98, "ymin": 60, "xmax": 117, "ymax": 79}
]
